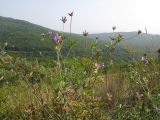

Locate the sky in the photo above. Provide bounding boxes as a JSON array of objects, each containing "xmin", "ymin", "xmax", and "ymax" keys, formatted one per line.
[{"xmin": 0, "ymin": 0, "xmax": 160, "ymax": 34}]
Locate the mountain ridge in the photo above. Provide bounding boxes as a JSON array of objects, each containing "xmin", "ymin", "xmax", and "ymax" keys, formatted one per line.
[{"xmin": 0, "ymin": 16, "xmax": 159, "ymax": 57}]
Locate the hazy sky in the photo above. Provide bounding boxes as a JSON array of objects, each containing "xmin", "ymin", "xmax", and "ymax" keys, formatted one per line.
[{"xmin": 0, "ymin": 0, "xmax": 160, "ymax": 34}]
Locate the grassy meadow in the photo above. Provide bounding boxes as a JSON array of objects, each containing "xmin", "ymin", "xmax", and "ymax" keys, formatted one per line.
[{"xmin": 0, "ymin": 14, "xmax": 160, "ymax": 120}]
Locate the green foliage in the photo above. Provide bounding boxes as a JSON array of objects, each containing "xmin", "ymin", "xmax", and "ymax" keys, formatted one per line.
[
  {"xmin": 0, "ymin": 16, "xmax": 95, "ymax": 57},
  {"xmin": 0, "ymin": 16, "xmax": 160, "ymax": 120}
]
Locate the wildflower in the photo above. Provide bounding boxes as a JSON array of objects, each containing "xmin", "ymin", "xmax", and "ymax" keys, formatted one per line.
[
  {"xmin": 53, "ymin": 33, "xmax": 61, "ymax": 44},
  {"xmin": 112, "ymin": 26, "xmax": 116, "ymax": 31},
  {"xmin": 141, "ymin": 53, "xmax": 148, "ymax": 64},
  {"xmin": 99, "ymin": 62, "xmax": 105, "ymax": 68},
  {"xmin": 68, "ymin": 11, "xmax": 74, "ymax": 17},
  {"xmin": 95, "ymin": 62, "xmax": 105, "ymax": 69},
  {"xmin": 83, "ymin": 30, "xmax": 88, "ymax": 37},
  {"xmin": 83, "ymin": 30, "xmax": 88, "ymax": 48},
  {"xmin": 60, "ymin": 16, "xmax": 67, "ymax": 23},
  {"xmin": 138, "ymin": 30, "xmax": 142, "ymax": 35}
]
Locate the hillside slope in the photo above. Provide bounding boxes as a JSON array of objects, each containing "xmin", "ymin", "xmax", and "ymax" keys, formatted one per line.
[
  {"xmin": 1, "ymin": 16, "xmax": 159, "ymax": 59},
  {"xmin": 0, "ymin": 16, "xmax": 89, "ymax": 55},
  {"xmin": 88, "ymin": 32, "xmax": 160, "ymax": 53}
]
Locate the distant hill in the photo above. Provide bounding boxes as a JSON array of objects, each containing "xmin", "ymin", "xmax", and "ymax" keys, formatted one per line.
[
  {"xmin": 0, "ymin": 16, "xmax": 95, "ymax": 56},
  {"xmin": 0, "ymin": 16, "xmax": 53, "ymax": 51},
  {"xmin": 0, "ymin": 16, "xmax": 159, "ymax": 59},
  {"xmin": 88, "ymin": 32, "xmax": 160, "ymax": 53}
]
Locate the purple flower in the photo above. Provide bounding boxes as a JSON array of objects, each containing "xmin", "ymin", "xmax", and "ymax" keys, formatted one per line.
[
  {"xmin": 61, "ymin": 16, "xmax": 67, "ymax": 23},
  {"xmin": 95, "ymin": 62, "xmax": 105, "ymax": 69},
  {"xmin": 99, "ymin": 62, "xmax": 105, "ymax": 68},
  {"xmin": 53, "ymin": 34, "xmax": 61, "ymax": 43}
]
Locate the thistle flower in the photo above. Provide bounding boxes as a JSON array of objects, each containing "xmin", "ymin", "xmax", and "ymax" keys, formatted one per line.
[
  {"xmin": 138, "ymin": 30, "xmax": 142, "ymax": 35},
  {"xmin": 68, "ymin": 11, "xmax": 74, "ymax": 17},
  {"xmin": 95, "ymin": 62, "xmax": 105, "ymax": 69},
  {"xmin": 60, "ymin": 16, "xmax": 67, "ymax": 23},
  {"xmin": 99, "ymin": 62, "xmax": 105, "ymax": 68},
  {"xmin": 53, "ymin": 33, "xmax": 61, "ymax": 44},
  {"xmin": 68, "ymin": 11, "xmax": 74, "ymax": 40},
  {"xmin": 83, "ymin": 30, "xmax": 88, "ymax": 48},
  {"xmin": 83, "ymin": 30, "xmax": 88, "ymax": 37},
  {"xmin": 112, "ymin": 26, "xmax": 116, "ymax": 31}
]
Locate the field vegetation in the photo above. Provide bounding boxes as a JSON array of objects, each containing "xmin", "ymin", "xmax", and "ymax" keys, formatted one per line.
[{"xmin": 0, "ymin": 12, "xmax": 160, "ymax": 120}]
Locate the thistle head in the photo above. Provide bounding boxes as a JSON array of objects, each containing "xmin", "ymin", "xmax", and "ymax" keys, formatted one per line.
[
  {"xmin": 112, "ymin": 26, "xmax": 116, "ymax": 31},
  {"xmin": 83, "ymin": 30, "xmax": 88, "ymax": 37},
  {"xmin": 138, "ymin": 30, "xmax": 142, "ymax": 35},
  {"xmin": 53, "ymin": 33, "xmax": 62, "ymax": 44},
  {"xmin": 61, "ymin": 16, "xmax": 67, "ymax": 23},
  {"xmin": 95, "ymin": 62, "xmax": 105, "ymax": 69},
  {"xmin": 68, "ymin": 11, "xmax": 74, "ymax": 17}
]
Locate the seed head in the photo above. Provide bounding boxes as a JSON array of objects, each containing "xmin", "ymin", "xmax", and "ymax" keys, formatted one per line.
[
  {"xmin": 68, "ymin": 11, "xmax": 74, "ymax": 17},
  {"xmin": 138, "ymin": 30, "xmax": 142, "ymax": 35},
  {"xmin": 112, "ymin": 26, "xmax": 116, "ymax": 31},
  {"xmin": 61, "ymin": 16, "xmax": 67, "ymax": 23},
  {"xmin": 83, "ymin": 30, "xmax": 88, "ymax": 37}
]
